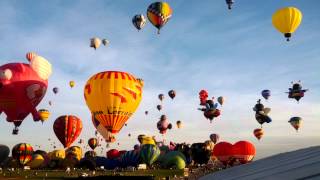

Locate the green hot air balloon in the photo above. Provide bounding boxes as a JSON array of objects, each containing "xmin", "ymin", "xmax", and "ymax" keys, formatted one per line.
[{"xmin": 140, "ymin": 144, "xmax": 160, "ymax": 166}]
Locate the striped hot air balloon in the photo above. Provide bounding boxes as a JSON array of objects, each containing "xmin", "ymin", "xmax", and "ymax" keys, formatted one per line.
[
  {"xmin": 120, "ymin": 150, "xmax": 140, "ymax": 167},
  {"xmin": 12, "ymin": 143, "xmax": 34, "ymax": 165},
  {"xmin": 140, "ymin": 144, "xmax": 160, "ymax": 166},
  {"xmin": 26, "ymin": 52, "xmax": 37, "ymax": 62},
  {"xmin": 84, "ymin": 71, "xmax": 143, "ymax": 142},
  {"xmin": 147, "ymin": 2, "xmax": 173, "ymax": 34},
  {"xmin": 53, "ymin": 115, "xmax": 83, "ymax": 148},
  {"xmin": 253, "ymin": 128, "xmax": 264, "ymax": 140}
]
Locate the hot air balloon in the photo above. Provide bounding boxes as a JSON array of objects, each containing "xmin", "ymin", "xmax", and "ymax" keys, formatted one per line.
[
  {"xmin": 140, "ymin": 144, "xmax": 160, "ymax": 166},
  {"xmin": 160, "ymin": 151, "xmax": 186, "ymax": 170},
  {"xmin": 217, "ymin": 96, "xmax": 224, "ymax": 106},
  {"xmin": 157, "ymin": 104, "xmax": 162, "ymax": 111},
  {"xmin": 66, "ymin": 146, "xmax": 82, "ymax": 161},
  {"xmin": 88, "ymin": 138, "xmax": 98, "ymax": 150},
  {"xmin": 261, "ymin": 90, "xmax": 271, "ymax": 100},
  {"xmin": 226, "ymin": 0, "xmax": 234, "ymax": 10},
  {"xmin": 107, "ymin": 149, "xmax": 120, "ymax": 159},
  {"xmin": 190, "ymin": 143, "xmax": 211, "ymax": 165},
  {"xmin": 12, "ymin": 143, "xmax": 34, "ymax": 166},
  {"xmin": 198, "ymin": 98, "xmax": 220, "ymax": 122},
  {"xmin": 38, "ymin": 109, "xmax": 50, "ymax": 123},
  {"xmin": 232, "ymin": 141, "xmax": 256, "ymax": 164},
  {"xmin": 210, "ymin": 134, "xmax": 220, "ymax": 144},
  {"xmin": 102, "ymin": 39, "xmax": 109, "ymax": 46},
  {"xmin": 27, "ymin": 154, "xmax": 44, "ymax": 169},
  {"xmin": 84, "ymin": 71, "xmax": 143, "ymax": 142},
  {"xmin": 168, "ymin": 90, "xmax": 176, "ymax": 99},
  {"xmin": 253, "ymin": 99, "xmax": 272, "ymax": 127},
  {"xmin": 69, "ymin": 81, "xmax": 75, "ymax": 88},
  {"xmin": 158, "ymin": 94, "xmax": 164, "ymax": 101},
  {"xmin": 53, "ymin": 87, "xmax": 59, "ymax": 94},
  {"xmin": 49, "ymin": 101, "xmax": 52, "ymax": 106},
  {"xmin": 85, "ymin": 151, "xmax": 97, "ymax": 158},
  {"xmin": 289, "ymin": 117, "xmax": 303, "ymax": 132},
  {"xmin": 253, "ymin": 128, "xmax": 264, "ymax": 140},
  {"xmin": 132, "ymin": 14, "xmax": 147, "ymax": 31},
  {"xmin": 212, "ymin": 142, "xmax": 233, "ymax": 166},
  {"xmin": 134, "ymin": 144, "xmax": 140, "ymax": 151},
  {"xmin": 0, "ymin": 145, "xmax": 10, "ymax": 164},
  {"xmin": 120, "ymin": 150, "xmax": 140, "ymax": 168},
  {"xmin": 90, "ymin": 37, "xmax": 101, "ymax": 50},
  {"xmin": 53, "ymin": 115, "xmax": 83, "ymax": 148},
  {"xmin": 147, "ymin": 2, "xmax": 173, "ymax": 34},
  {"xmin": 145, "ymin": 111, "xmax": 148, "ymax": 115},
  {"xmin": 199, "ymin": 90, "xmax": 209, "ymax": 105},
  {"xmin": 0, "ymin": 56, "xmax": 52, "ymax": 134},
  {"xmin": 176, "ymin": 120, "xmax": 182, "ymax": 129},
  {"xmin": 26, "ymin": 52, "xmax": 37, "ymax": 62},
  {"xmin": 157, "ymin": 115, "xmax": 172, "ymax": 134},
  {"xmin": 272, "ymin": 7, "xmax": 302, "ymax": 41},
  {"xmin": 286, "ymin": 81, "xmax": 308, "ymax": 102}
]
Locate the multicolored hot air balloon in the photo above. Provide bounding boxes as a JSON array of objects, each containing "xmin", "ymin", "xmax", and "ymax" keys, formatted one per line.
[
  {"xmin": 38, "ymin": 109, "xmax": 50, "ymax": 123},
  {"xmin": 140, "ymin": 144, "xmax": 160, "ymax": 166},
  {"xmin": 272, "ymin": 7, "xmax": 302, "ymax": 41},
  {"xmin": 12, "ymin": 143, "xmax": 34, "ymax": 165},
  {"xmin": 84, "ymin": 71, "xmax": 143, "ymax": 142},
  {"xmin": 26, "ymin": 52, "xmax": 37, "ymax": 62},
  {"xmin": 121, "ymin": 150, "xmax": 141, "ymax": 167},
  {"xmin": 261, "ymin": 90, "xmax": 271, "ymax": 100},
  {"xmin": 132, "ymin": 14, "xmax": 147, "ymax": 31},
  {"xmin": 53, "ymin": 87, "xmax": 59, "ymax": 94},
  {"xmin": 289, "ymin": 117, "xmax": 302, "ymax": 132},
  {"xmin": 69, "ymin": 81, "xmax": 75, "ymax": 88},
  {"xmin": 168, "ymin": 90, "xmax": 176, "ymax": 99},
  {"xmin": 88, "ymin": 138, "xmax": 98, "ymax": 150},
  {"xmin": 147, "ymin": 1, "xmax": 173, "ymax": 34},
  {"xmin": 232, "ymin": 141, "xmax": 256, "ymax": 164},
  {"xmin": 53, "ymin": 115, "xmax": 83, "ymax": 148},
  {"xmin": 253, "ymin": 128, "xmax": 264, "ymax": 140},
  {"xmin": 210, "ymin": 134, "xmax": 220, "ymax": 144},
  {"xmin": 90, "ymin": 37, "xmax": 101, "ymax": 50},
  {"xmin": 0, "ymin": 56, "xmax": 52, "ymax": 134},
  {"xmin": 287, "ymin": 81, "xmax": 308, "ymax": 102}
]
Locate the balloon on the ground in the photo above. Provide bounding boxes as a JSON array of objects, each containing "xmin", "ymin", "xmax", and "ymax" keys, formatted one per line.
[
  {"xmin": 232, "ymin": 141, "xmax": 256, "ymax": 164},
  {"xmin": 12, "ymin": 143, "xmax": 34, "ymax": 165},
  {"xmin": 0, "ymin": 144, "xmax": 10, "ymax": 164},
  {"xmin": 160, "ymin": 151, "xmax": 186, "ymax": 169},
  {"xmin": 212, "ymin": 142, "xmax": 233, "ymax": 166},
  {"xmin": 140, "ymin": 144, "xmax": 160, "ymax": 166}
]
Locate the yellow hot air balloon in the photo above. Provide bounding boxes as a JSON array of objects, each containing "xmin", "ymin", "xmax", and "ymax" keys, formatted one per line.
[
  {"xmin": 27, "ymin": 154, "xmax": 44, "ymax": 169},
  {"xmin": 272, "ymin": 7, "xmax": 302, "ymax": 41},
  {"xmin": 66, "ymin": 146, "xmax": 82, "ymax": 161},
  {"xmin": 48, "ymin": 149, "xmax": 65, "ymax": 160},
  {"xmin": 69, "ymin": 81, "xmax": 75, "ymax": 88},
  {"xmin": 141, "ymin": 136, "xmax": 156, "ymax": 145},
  {"xmin": 38, "ymin": 109, "xmax": 50, "ymax": 123},
  {"xmin": 84, "ymin": 71, "xmax": 143, "ymax": 141}
]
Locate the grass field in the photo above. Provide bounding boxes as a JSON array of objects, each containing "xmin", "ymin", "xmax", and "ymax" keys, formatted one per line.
[{"xmin": 0, "ymin": 169, "xmax": 184, "ymax": 179}]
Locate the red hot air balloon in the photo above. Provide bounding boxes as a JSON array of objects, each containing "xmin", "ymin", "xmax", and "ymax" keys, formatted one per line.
[
  {"xmin": 212, "ymin": 141, "xmax": 233, "ymax": 166},
  {"xmin": 88, "ymin": 138, "xmax": 98, "ymax": 150},
  {"xmin": 107, "ymin": 149, "xmax": 120, "ymax": 159},
  {"xmin": 0, "ymin": 57, "xmax": 52, "ymax": 134},
  {"xmin": 199, "ymin": 90, "xmax": 209, "ymax": 105},
  {"xmin": 53, "ymin": 115, "xmax": 83, "ymax": 148},
  {"xmin": 26, "ymin": 52, "xmax": 37, "ymax": 62},
  {"xmin": 232, "ymin": 141, "xmax": 256, "ymax": 164}
]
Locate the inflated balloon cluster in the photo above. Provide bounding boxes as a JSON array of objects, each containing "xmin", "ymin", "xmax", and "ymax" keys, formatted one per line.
[{"xmin": 197, "ymin": 90, "xmax": 224, "ymax": 123}]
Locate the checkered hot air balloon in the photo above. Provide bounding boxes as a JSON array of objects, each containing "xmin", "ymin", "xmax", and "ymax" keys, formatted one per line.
[{"xmin": 147, "ymin": 2, "xmax": 172, "ymax": 34}]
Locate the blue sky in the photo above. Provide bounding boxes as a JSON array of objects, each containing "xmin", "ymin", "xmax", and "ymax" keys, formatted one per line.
[{"xmin": 0, "ymin": 0, "xmax": 319, "ymax": 158}]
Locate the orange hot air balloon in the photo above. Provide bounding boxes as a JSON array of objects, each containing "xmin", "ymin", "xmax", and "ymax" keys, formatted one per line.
[
  {"xmin": 253, "ymin": 128, "xmax": 264, "ymax": 140},
  {"xmin": 84, "ymin": 71, "xmax": 143, "ymax": 141},
  {"xmin": 53, "ymin": 115, "xmax": 83, "ymax": 148}
]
